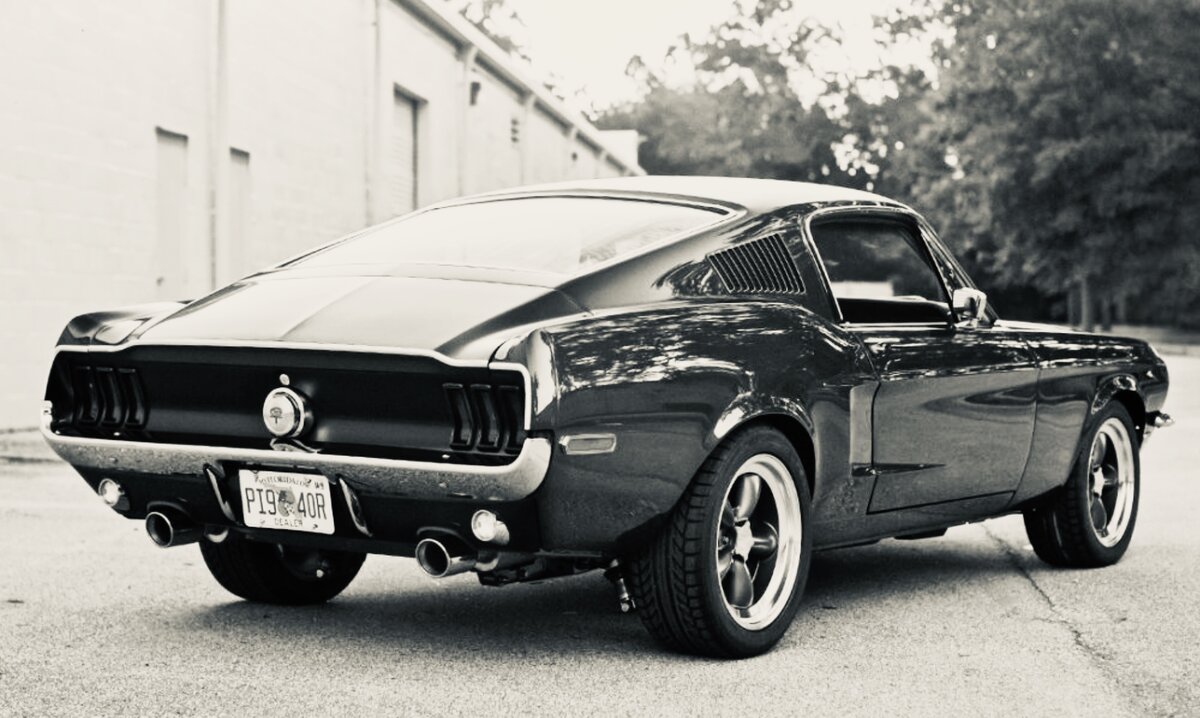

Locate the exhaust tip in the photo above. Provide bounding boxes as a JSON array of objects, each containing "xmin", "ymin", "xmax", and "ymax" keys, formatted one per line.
[
  {"xmin": 415, "ymin": 538, "xmax": 452, "ymax": 577},
  {"xmin": 145, "ymin": 509, "xmax": 201, "ymax": 548},
  {"xmin": 145, "ymin": 511, "xmax": 175, "ymax": 548}
]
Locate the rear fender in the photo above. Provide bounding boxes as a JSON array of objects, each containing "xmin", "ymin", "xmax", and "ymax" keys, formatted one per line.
[{"xmin": 527, "ymin": 300, "xmax": 866, "ymax": 552}]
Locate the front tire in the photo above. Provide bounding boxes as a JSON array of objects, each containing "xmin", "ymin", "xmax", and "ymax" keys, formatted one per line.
[
  {"xmin": 200, "ymin": 537, "xmax": 365, "ymax": 605},
  {"xmin": 624, "ymin": 426, "xmax": 812, "ymax": 658},
  {"xmin": 1023, "ymin": 403, "xmax": 1140, "ymax": 568}
]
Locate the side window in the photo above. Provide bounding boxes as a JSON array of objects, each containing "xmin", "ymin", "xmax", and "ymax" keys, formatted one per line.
[
  {"xmin": 920, "ymin": 226, "xmax": 970, "ymax": 291},
  {"xmin": 811, "ymin": 219, "xmax": 950, "ymax": 324},
  {"xmin": 921, "ymin": 224, "xmax": 1000, "ymax": 322}
]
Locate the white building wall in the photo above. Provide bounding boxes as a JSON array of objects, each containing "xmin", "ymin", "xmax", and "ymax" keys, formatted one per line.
[
  {"xmin": 0, "ymin": 0, "xmax": 213, "ymax": 432},
  {"xmin": 597, "ymin": 157, "xmax": 626, "ymax": 179},
  {"xmin": 223, "ymin": 0, "xmax": 373, "ymax": 279},
  {"xmin": 378, "ymin": 0, "xmax": 467, "ymax": 210},
  {"xmin": 526, "ymin": 109, "xmax": 572, "ymax": 185},
  {"xmin": 464, "ymin": 65, "xmax": 524, "ymax": 195},
  {"xmin": 570, "ymin": 139, "xmax": 601, "ymax": 179},
  {"xmin": 0, "ymin": 0, "xmax": 640, "ymax": 430}
]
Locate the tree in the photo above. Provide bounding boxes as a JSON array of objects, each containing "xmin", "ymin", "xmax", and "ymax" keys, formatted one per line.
[
  {"xmin": 891, "ymin": 0, "xmax": 1200, "ymax": 329},
  {"xmin": 452, "ymin": 0, "xmax": 531, "ymax": 63},
  {"xmin": 605, "ymin": 0, "xmax": 1200, "ymax": 329},
  {"xmin": 597, "ymin": 0, "xmax": 888, "ymax": 190}
]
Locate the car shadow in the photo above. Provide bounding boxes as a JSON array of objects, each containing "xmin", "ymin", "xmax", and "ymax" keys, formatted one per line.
[{"xmin": 176, "ymin": 537, "xmax": 1024, "ymax": 660}]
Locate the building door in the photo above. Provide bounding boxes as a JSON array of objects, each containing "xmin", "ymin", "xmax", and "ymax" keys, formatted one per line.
[
  {"xmin": 154, "ymin": 128, "xmax": 189, "ymax": 300},
  {"xmin": 390, "ymin": 90, "xmax": 419, "ymax": 217}
]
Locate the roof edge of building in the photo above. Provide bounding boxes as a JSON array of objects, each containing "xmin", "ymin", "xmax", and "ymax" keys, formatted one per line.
[{"xmin": 398, "ymin": 0, "xmax": 645, "ymax": 176}]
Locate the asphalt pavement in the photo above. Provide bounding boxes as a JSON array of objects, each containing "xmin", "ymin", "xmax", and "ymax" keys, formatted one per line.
[{"xmin": 1, "ymin": 357, "xmax": 1197, "ymax": 717}]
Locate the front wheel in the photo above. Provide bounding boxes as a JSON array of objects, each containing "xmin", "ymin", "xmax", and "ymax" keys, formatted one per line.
[
  {"xmin": 624, "ymin": 426, "xmax": 812, "ymax": 658},
  {"xmin": 1024, "ymin": 403, "xmax": 1140, "ymax": 568},
  {"xmin": 200, "ymin": 537, "xmax": 365, "ymax": 605}
]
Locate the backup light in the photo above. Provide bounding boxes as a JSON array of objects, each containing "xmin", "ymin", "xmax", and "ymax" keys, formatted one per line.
[
  {"xmin": 470, "ymin": 510, "xmax": 510, "ymax": 545},
  {"xmin": 97, "ymin": 478, "xmax": 127, "ymax": 510}
]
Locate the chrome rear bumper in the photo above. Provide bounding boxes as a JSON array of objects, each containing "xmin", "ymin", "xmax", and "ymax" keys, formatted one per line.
[{"xmin": 40, "ymin": 408, "xmax": 551, "ymax": 502}]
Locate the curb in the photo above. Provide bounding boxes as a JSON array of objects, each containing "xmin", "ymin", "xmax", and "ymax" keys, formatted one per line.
[
  {"xmin": 0, "ymin": 430, "xmax": 60, "ymax": 464},
  {"xmin": 1155, "ymin": 343, "xmax": 1200, "ymax": 358}
]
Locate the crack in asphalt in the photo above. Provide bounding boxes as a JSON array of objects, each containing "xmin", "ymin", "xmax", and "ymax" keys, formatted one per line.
[
  {"xmin": 984, "ymin": 526, "xmax": 1104, "ymax": 657},
  {"xmin": 983, "ymin": 524, "xmax": 1149, "ymax": 715}
]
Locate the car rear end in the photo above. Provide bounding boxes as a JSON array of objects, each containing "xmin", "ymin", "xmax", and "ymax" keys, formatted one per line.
[{"xmin": 42, "ymin": 342, "xmax": 552, "ymax": 568}]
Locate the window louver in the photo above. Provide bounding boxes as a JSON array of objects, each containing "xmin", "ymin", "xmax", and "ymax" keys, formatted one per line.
[{"xmin": 707, "ymin": 234, "xmax": 805, "ymax": 295}]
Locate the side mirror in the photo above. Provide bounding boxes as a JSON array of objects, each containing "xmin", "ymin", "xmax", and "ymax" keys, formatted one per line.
[{"xmin": 952, "ymin": 287, "xmax": 989, "ymax": 328}]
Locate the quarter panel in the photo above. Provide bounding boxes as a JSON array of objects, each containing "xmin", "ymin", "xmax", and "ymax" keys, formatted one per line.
[{"xmin": 531, "ymin": 300, "xmax": 873, "ymax": 551}]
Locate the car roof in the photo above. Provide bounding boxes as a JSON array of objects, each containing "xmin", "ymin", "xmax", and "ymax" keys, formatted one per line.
[{"xmin": 462, "ymin": 175, "xmax": 904, "ymax": 215}]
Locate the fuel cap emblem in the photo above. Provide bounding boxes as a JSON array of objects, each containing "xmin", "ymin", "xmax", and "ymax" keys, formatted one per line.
[{"xmin": 262, "ymin": 387, "xmax": 309, "ymax": 438}]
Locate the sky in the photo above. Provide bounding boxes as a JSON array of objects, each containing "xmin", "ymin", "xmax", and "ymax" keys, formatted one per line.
[{"xmin": 504, "ymin": 0, "xmax": 919, "ymax": 110}]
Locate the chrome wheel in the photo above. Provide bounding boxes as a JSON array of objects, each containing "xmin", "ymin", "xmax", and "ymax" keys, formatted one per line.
[
  {"xmin": 714, "ymin": 453, "xmax": 803, "ymax": 630},
  {"xmin": 1087, "ymin": 418, "xmax": 1136, "ymax": 548}
]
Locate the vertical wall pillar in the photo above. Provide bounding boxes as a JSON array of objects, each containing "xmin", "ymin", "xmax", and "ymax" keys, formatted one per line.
[
  {"xmin": 564, "ymin": 126, "xmax": 578, "ymax": 178},
  {"xmin": 519, "ymin": 93, "xmax": 535, "ymax": 184},
  {"xmin": 208, "ymin": 0, "xmax": 229, "ymax": 288},
  {"xmin": 457, "ymin": 45, "xmax": 478, "ymax": 197},
  {"xmin": 364, "ymin": 0, "xmax": 384, "ymax": 226}
]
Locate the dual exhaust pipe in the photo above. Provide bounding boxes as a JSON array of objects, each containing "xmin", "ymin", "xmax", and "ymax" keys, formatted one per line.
[
  {"xmin": 415, "ymin": 536, "xmax": 530, "ymax": 578},
  {"xmin": 145, "ymin": 509, "xmax": 510, "ymax": 578},
  {"xmin": 414, "ymin": 537, "xmax": 477, "ymax": 578}
]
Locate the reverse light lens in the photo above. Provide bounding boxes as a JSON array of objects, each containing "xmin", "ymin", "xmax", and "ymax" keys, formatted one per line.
[
  {"xmin": 97, "ymin": 478, "xmax": 125, "ymax": 508},
  {"xmin": 470, "ymin": 510, "xmax": 510, "ymax": 545}
]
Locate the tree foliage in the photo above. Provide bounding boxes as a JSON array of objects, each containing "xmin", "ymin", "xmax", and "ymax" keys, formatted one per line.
[
  {"xmin": 899, "ymin": 0, "xmax": 1200, "ymax": 327},
  {"xmin": 599, "ymin": 0, "xmax": 1200, "ymax": 327},
  {"xmin": 453, "ymin": 0, "xmax": 531, "ymax": 62},
  {"xmin": 598, "ymin": 1, "xmax": 884, "ymax": 189}
]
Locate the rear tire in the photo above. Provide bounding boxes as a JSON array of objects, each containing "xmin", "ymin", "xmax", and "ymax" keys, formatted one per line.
[
  {"xmin": 1023, "ymin": 403, "xmax": 1140, "ymax": 568},
  {"xmin": 200, "ymin": 537, "xmax": 365, "ymax": 605},
  {"xmin": 624, "ymin": 426, "xmax": 812, "ymax": 658}
]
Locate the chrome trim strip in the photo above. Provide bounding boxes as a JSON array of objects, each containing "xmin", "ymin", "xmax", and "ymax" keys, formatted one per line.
[
  {"xmin": 489, "ymin": 360, "xmax": 533, "ymax": 430},
  {"xmin": 204, "ymin": 467, "xmax": 238, "ymax": 523},
  {"xmin": 431, "ymin": 189, "xmax": 743, "ymax": 216},
  {"xmin": 52, "ymin": 341, "xmax": 535, "ymax": 431},
  {"xmin": 337, "ymin": 478, "xmax": 373, "ymax": 537},
  {"xmin": 42, "ymin": 412, "xmax": 552, "ymax": 503}
]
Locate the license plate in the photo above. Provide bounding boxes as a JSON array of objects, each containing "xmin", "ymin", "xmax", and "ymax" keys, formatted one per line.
[{"xmin": 238, "ymin": 470, "xmax": 335, "ymax": 535}]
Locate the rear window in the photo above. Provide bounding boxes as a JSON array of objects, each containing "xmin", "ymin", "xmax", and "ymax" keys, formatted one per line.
[{"xmin": 294, "ymin": 197, "xmax": 725, "ymax": 275}]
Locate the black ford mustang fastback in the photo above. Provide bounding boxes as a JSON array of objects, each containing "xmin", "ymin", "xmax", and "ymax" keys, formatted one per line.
[{"xmin": 42, "ymin": 177, "xmax": 1172, "ymax": 657}]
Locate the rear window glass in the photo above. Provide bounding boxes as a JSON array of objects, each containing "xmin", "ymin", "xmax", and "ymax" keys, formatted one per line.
[{"xmin": 294, "ymin": 197, "xmax": 725, "ymax": 275}]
